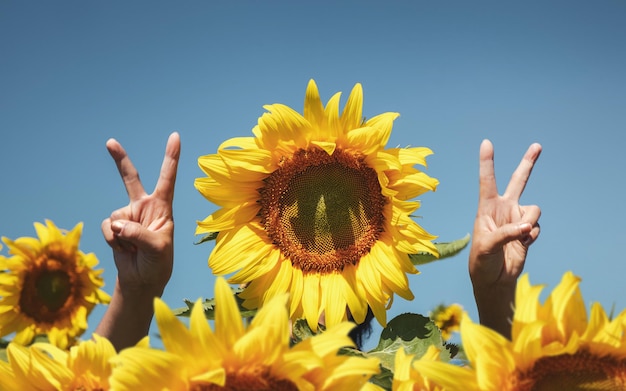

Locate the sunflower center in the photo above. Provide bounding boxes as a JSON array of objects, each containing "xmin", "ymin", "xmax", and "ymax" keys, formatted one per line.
[
  {"xmin": 512, "ymin": 350, "xmax": 626, "ymax": 390},
  {"xmin": 19, "ymin": 251, "xmax": 80, "ymax": 324},
  {"xmin": 197, "ymin": 364, "xmax": 298, "ymax": 391},
  {"xmin": 259, "ymin": 148, "xmax": 386, "ymax": 274}
]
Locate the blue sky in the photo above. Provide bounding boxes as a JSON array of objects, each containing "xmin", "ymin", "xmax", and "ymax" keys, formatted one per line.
[{"xmin": 1, "ymin": 1, "xmax": 625, "ymax": 350}]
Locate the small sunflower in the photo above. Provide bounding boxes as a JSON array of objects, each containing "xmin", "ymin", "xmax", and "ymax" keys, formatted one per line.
[
  {"xmin": 0, "ymin": 220, "xmax": 110, "ymax": 349},
  {"xmin": 413, "ymin": 272, "xmax": 626, "ymax": 390},
  {"xmin": 110, "ymin": 277, "xmax": 381, "ymax": 391},
  {"xmin": 430, "ymin": 303, "xmax": 463, "ymax": 341},
  {"xmin": 195, "ymin": 80, "xmax": 438, "ymax": 330},
  {"xmin": 0, "ymin": 334, "xmax": 117, "ymax": 390}
]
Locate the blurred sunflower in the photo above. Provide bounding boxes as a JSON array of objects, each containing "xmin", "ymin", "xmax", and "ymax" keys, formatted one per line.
[
  {"xmin": 0, "ymin": 220, "xmax": 110, "ymax": 349},
  {"xmin": 195, "ymin": 80, "xmax": 438, "ymax": 330},
  {"xmin": 412, "ymin": 272, "xmax": 626, "ymax": 390},
  {"xmin": 430, "ymin": 303, "xmax": 463, "ymax": 341},
  {"xmin": 393, "ymin": 346, "xmax": 476, "ymax": 391},
  {"xmin": 110, "ymin": 277, "xmax": 382, "ymax": 391},
  {"xmin": 0, "ymin": 334, "xmax": 117, "ymax": 390}
]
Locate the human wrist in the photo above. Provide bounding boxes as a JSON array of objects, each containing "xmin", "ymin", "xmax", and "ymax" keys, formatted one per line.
[
  {"xmin": 472, "ymin": 281, "xmax": 516, "ymax": 339},
  {"xmin": 114, "ymin": 277, "xmax": 166, "ymax": 302},
  {"xmin": 95, "ymin": 279, "xmax": 163, "ymax": 351}
]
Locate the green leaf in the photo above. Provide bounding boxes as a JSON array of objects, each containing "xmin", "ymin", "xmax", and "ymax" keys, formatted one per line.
[
  {"xmin": 334, "ymin": 313, "xmax": 453, "ymax": 390},
  {"xmin": 194, "ymin": 231, "xmax": 219, "ymax": 245},
  {"xmin": 367, "ymin": 313, "xmax": 451, "ymax": 372},
  {"xmin": 409, "ymin": 234, "xmax": 470, "ymax": 265},
  {"xmin": 172, "ymin": 288, "xmax": 257, "ymax": 320}
]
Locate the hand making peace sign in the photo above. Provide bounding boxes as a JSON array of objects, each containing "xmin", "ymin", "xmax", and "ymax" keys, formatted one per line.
[
  {"xmin": 96, "ymin": 132, "xmax": 180, "ymax": 350},
  {"xmin": 101, "ymin": 132, "xmax": 180, "ymax": 292}
]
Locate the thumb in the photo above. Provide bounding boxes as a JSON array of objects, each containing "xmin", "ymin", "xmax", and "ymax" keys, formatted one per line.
[
  {"xmin": 491, "ymin": 222, "xmax": 533, "ymax": 249},
  {"xmin": 111, "ymin": 220, "xmax": 157, "ymax": 250}
]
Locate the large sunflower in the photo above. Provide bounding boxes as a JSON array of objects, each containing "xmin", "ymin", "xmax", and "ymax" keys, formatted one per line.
[
  {"xmin": 110, "ymin": 277, "xmax": 382, "ymax": 390},
  {"xmin": 0, "ymin": 220, "xmax": 110, "ymax": 349},
  {"xmin": 0, "ymin": 334, "xmax": 117, "ymax": 390},
  {"xmin": 195, "ymin": 80, "xmax": 438, "ymax": 330},
  {"xmin": 413, "ymin": 271, "xmax": 626, "ymax": 390}
]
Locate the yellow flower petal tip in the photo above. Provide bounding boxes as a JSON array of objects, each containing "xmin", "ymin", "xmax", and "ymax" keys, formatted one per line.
[{"xmin": 111, "ymin": 277, "xmax": 380, "ymax": 390}]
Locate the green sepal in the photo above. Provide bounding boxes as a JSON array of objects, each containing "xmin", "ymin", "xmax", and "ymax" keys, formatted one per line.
[
  {"xmin": 172, "ymin": 288, "xmax": 258, "ymax": 320},
  {"xmin": 291, "ymin": 318, "xmax": 322, "ymax": 345},
  {"xmin": 409, "ymin": 234, "xmax": 470, "ymax": 265},
  {"xmin": 0, "ymin": 338, "xmax": 8, "ymax": 362},
  {"xmin": 194, "ymin": 232, "xmax": 218, "ymax": 245}
]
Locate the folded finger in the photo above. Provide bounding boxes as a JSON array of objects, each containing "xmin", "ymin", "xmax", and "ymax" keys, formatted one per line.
[
  {"xmin": 522, "ymin": 222, "xmax": 541, "ymax": 247},
  {"xmin": 520, "ymin": 204, "xmax": 541, "ymax": 226},
  {"xmin": 101, "ymin": 218, "xmax": 121, "ymax": 251},
  {"xmin": 110, "ymin": 206, "xmax": 131, "ymax": 222}
]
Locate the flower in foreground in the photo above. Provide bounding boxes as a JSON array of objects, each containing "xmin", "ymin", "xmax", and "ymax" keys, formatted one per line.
[
  {"xmin": 430, "ymin": 303, "xmax": 463, "ymax": 341},
  {"xmin": 0, "ymin": 334, "xmax": 117, "ymax": 391},
  {"xmin": 413, "ymin": 271, "xmax": 626, "ymax": 390},
  {"xmin": 110, "ymin": 277, "xmax": 382, "ymax": 391},
  {"xmin": 195, "ymin": 80, "xmax": 439, "ymax": 330},
  {"xmin": 0, "ymin": 220, "xmax": 111, "ymax": 348},
  {"xmin": 392, "ymin": 346, "xmax": 475, "ymax": 391}
]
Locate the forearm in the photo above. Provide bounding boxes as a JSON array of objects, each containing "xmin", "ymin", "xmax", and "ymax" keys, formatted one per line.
[
  {"xmin": 94, "ymin": 279, "xmax": 163, "ymax": 351},
  {"xmin": 472, "ymin": 281, "xmax": 515, "ymax": 340}
]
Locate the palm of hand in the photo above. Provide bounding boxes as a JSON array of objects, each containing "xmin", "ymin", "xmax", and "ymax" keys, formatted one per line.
[
  {"xmin": 472, "ymin": 199, "xmax": 530, "ymax": 286},
  {"xmin": 112, "ymin": 197, "xmax": 174, "ymax": 290}
]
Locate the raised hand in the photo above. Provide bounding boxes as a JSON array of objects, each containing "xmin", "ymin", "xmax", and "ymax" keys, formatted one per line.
[
  {"xmin": 95, "ymin": 132, "xmax": 180, "ymax": 350},
  {"xmin": 469, "ymin": 139, "xmax": 542, "ymax": 338}
]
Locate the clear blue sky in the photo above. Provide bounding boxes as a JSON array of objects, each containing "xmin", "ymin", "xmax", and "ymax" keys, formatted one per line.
[{"xmin": 2, "ymin": 1, "xmax": 625, "ymax": 350}]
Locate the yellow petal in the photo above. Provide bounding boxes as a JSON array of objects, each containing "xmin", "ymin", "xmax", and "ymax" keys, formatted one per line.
[
  {"xmin": 218, "ymin": 148, "xmax": 273, "ymax": 174},
  {"xmin": 195, "ymin": 202, "xmax": 260, "ymax": 233},
  {"xmin": 210, "ymin": 224, "xmax": 273, "ymax": 275},
  {"xmin": 324, "ymin": 92, "xmax": 342, "ymax": 139},
  {"xmin": 214, "ymin": 277, "xmax": 244, "ymax": 345},
  {"xmin": 340, "ymin": 83, "xmax": 363, "ymax": 132},
  {"xmin": 321, "ymin": 273, "xmax": 348, "ymax": 327},
  {"xmin": 304, "ymin": 79, "xmax": 325, "ymax": 131},
  {"xmin": 218, "ymin": 136, "xmax": 258, "ymax": 150},
  {"xmin": 154, "ymin": 298, "xmax": 194, "ymax": 359}
]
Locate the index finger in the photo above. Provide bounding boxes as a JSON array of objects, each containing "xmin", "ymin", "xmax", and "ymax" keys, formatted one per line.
[
  {"xmin": 106, "ymin": 138, "xmax": 147, "ymax": 201},
  {"xmin": 153, "ymin": 132, "xmax": 181, "ymax": 203},
  {"xmin": 503, "ymin": 143, "xmax": 542, "ymax": 200},
  {"xmin": 478, "ymin": 139, "xmax": 498, "ymax": 201}
]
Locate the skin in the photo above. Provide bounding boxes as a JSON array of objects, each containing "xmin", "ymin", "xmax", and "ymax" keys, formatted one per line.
[
  {"xmin": 95, "ymin": 132, "xmax": 180, "ymax": 350},
  {"xmin": 469, "ymin": 139, "xmax": 542, "ymax": 339},
  {"xmin": 95, "ymin": 135, "xmax": 540, "ymax": 350}
]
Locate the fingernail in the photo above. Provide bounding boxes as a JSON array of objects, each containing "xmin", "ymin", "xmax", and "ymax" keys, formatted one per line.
[
  {"xmin": 519, "ymin": 223, "xmax": 532, "ymax": 233},
  {"xmin": 111, "ymin": 220, "xmax": 124, "ymax": 233},
  {"xmin": 522, "ymin": 235, "xmax": 533, "ymax": 247}
]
